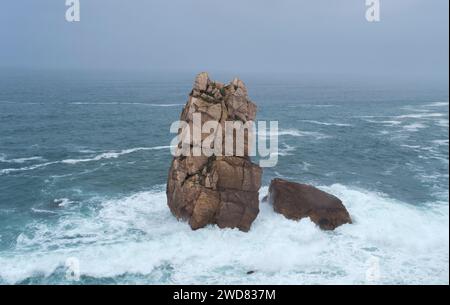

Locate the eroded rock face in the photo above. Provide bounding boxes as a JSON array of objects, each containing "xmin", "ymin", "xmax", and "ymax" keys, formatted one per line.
[
  {"xmin": 267, "ymin": 178, "xmax": 352, "ymax": 230},
  {"xmin": 166, "ymin": 72, "xmax": 262, "ymax": 232}
]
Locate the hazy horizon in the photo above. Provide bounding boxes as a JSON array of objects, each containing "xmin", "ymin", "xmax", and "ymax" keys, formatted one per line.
[{"xmin": 0, "ymin": 0, "xmax": 448, "ymax": 83}]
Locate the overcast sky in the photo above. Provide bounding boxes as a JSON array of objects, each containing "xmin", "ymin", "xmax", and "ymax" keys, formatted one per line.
[{"xmin": 0, "ymin": 0, "xmax": 448, "ymax": 81}]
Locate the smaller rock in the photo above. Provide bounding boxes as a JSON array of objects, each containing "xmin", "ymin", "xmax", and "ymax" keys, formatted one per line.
[{"xmin": 266, "ymin": 178, "xmax": 352, "ymax": 230}]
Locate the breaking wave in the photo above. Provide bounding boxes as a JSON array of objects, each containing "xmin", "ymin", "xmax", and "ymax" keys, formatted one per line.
[{"xmin": 0, "ymin": 184, "xmax": 447, "ymax": 284}]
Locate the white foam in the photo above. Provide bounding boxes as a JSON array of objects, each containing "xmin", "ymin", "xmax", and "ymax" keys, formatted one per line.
[
  {"xmin": 0, "ymin": 184, "xmax": 448, "ymax": 284},
  {"xmin": 61, "ymin": 148, "xmax": 147, "ymax": 164},
  {"xmin": 432, "ymin": 139, "xmax": 449, "ymax": 146},
  {"xmin": 424, "ymin": 102, "xmax": 449, "ymax": 107},
  {"xmin": 78, "ymin": 149, "xmax": 97, "ymax": 154},
  {"xmin": 400, "ymin": 144, "xmax": 421, "ymax": 149},
  {"xmin": 262, "ymin": 128, "xmax": 330, "ymax": 140},
  {"xmin": 54, "ymin": 198, "xmax": 74, "ymax": 207},
  {"xmin": 395, "ymin": 113, "xmax": 445, "ymax": 119},
  {"xmin": 298, "ymin": 161, "xmax": 312, "ymax": 171},
  {"xmin": 435, "ymin": 119, "xmax": 449, "ymax": 128},
  {"xmin": 0, "ymin": 161, "xmax": 61, "ymax": 175},
  {"xmin": 0, "ymin": 155, "xmax": 45, "ymax": 164},
  {"xmin": 364, "ymin": 119, "xmax": 403, "ymax": 126},
  {"xmin": 63, "ymin": 146, "xmax": 173, "ymax": 164},
  {"xmin": 402, "ymin": 123, "xmax": 427, "ymax": 132},
  {"xmin": 301, "ymin": 120, "xmax": 352, "ymax": 127},
  {"xmin": 271, "ymin": 144, "xmax": 295, "ymax": 157},
  {"xmin": 30, "ymin": 208, "xmax": 58, "ymax": 215},
  {"xmin": 0, "ymin": 146, "xmax": 173, "ymax": 175}
]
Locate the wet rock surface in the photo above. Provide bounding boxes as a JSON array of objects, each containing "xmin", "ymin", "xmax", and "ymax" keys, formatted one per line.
[{"xmin": 267, "ymin": 178, "xmax": 352, "ymax": 230}]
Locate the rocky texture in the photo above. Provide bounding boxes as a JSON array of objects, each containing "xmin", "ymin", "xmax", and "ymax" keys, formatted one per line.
[
  {"xmin": 167, "ymin": 72, "xmax": 262, "ymax": 232},
  {"xmin": 267, "ymin": 178, "xmax": 352, "ymax": 230}
]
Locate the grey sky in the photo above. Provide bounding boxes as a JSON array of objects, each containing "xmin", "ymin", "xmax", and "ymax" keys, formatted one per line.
[{"xmin": 0, "ymin": 0, "xmax": 448, "ymax": 81}]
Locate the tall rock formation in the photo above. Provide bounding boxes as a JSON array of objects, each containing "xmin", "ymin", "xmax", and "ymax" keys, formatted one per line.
[{"xmin": 166, "ymin": 73, "xmax": 262, "ymax": 232}]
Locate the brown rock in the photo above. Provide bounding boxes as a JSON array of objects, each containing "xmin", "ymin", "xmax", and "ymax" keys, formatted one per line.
[
  {"xmin": 216, "ymin": 190, "xmax": 259, "ymax": 231},
  {"xmin": 210, "ymin": 157, "xmax": 261, "ymax": 192},
  {"xmin": 267, "ymin": 178, "xmax": 352, "ymax": 230},
  {"xmin": 167, "ymin": 73, "xmax": 262, "ymax": 232},
  {"xmin": 189, "ymin": 189, "xmax": 220, "ymax": 230},
  {"xmin": 231, "ymin": 77, "xmax": 248, "ymax": 97},
  {"xmin": 194, "ymin": 72, "xmax": 209, "ymax": 92}
]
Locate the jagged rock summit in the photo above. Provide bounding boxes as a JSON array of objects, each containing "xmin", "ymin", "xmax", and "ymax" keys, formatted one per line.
[{"xmin": 166, "ymin": 72, "xmax": 262, "ymax": 232}]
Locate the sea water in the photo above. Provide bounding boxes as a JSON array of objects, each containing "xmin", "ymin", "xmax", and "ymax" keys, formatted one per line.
[{"xmin": 0, "ymin": 70, "xmax": 448, "ymax": 284}]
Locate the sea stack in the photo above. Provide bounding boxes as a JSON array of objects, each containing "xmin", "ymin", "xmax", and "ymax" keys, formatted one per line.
[
  {"xmin": 166, "ymin": 72, "xmax": 262, "ymax": 231},
  {"xmin": 266, "ymin": 178, "xmax": 352, "ymax": 230}
]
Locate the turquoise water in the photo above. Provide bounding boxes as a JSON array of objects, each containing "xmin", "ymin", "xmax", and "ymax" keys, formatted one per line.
[{"xmin": 0, "ymin": 71, "xmax": 448, "ymax": 284}]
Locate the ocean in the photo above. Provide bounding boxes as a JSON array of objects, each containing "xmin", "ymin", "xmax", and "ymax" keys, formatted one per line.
[{"xmin": 0, "ymin": 70, "xmax": 448, "ymax": 284}]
